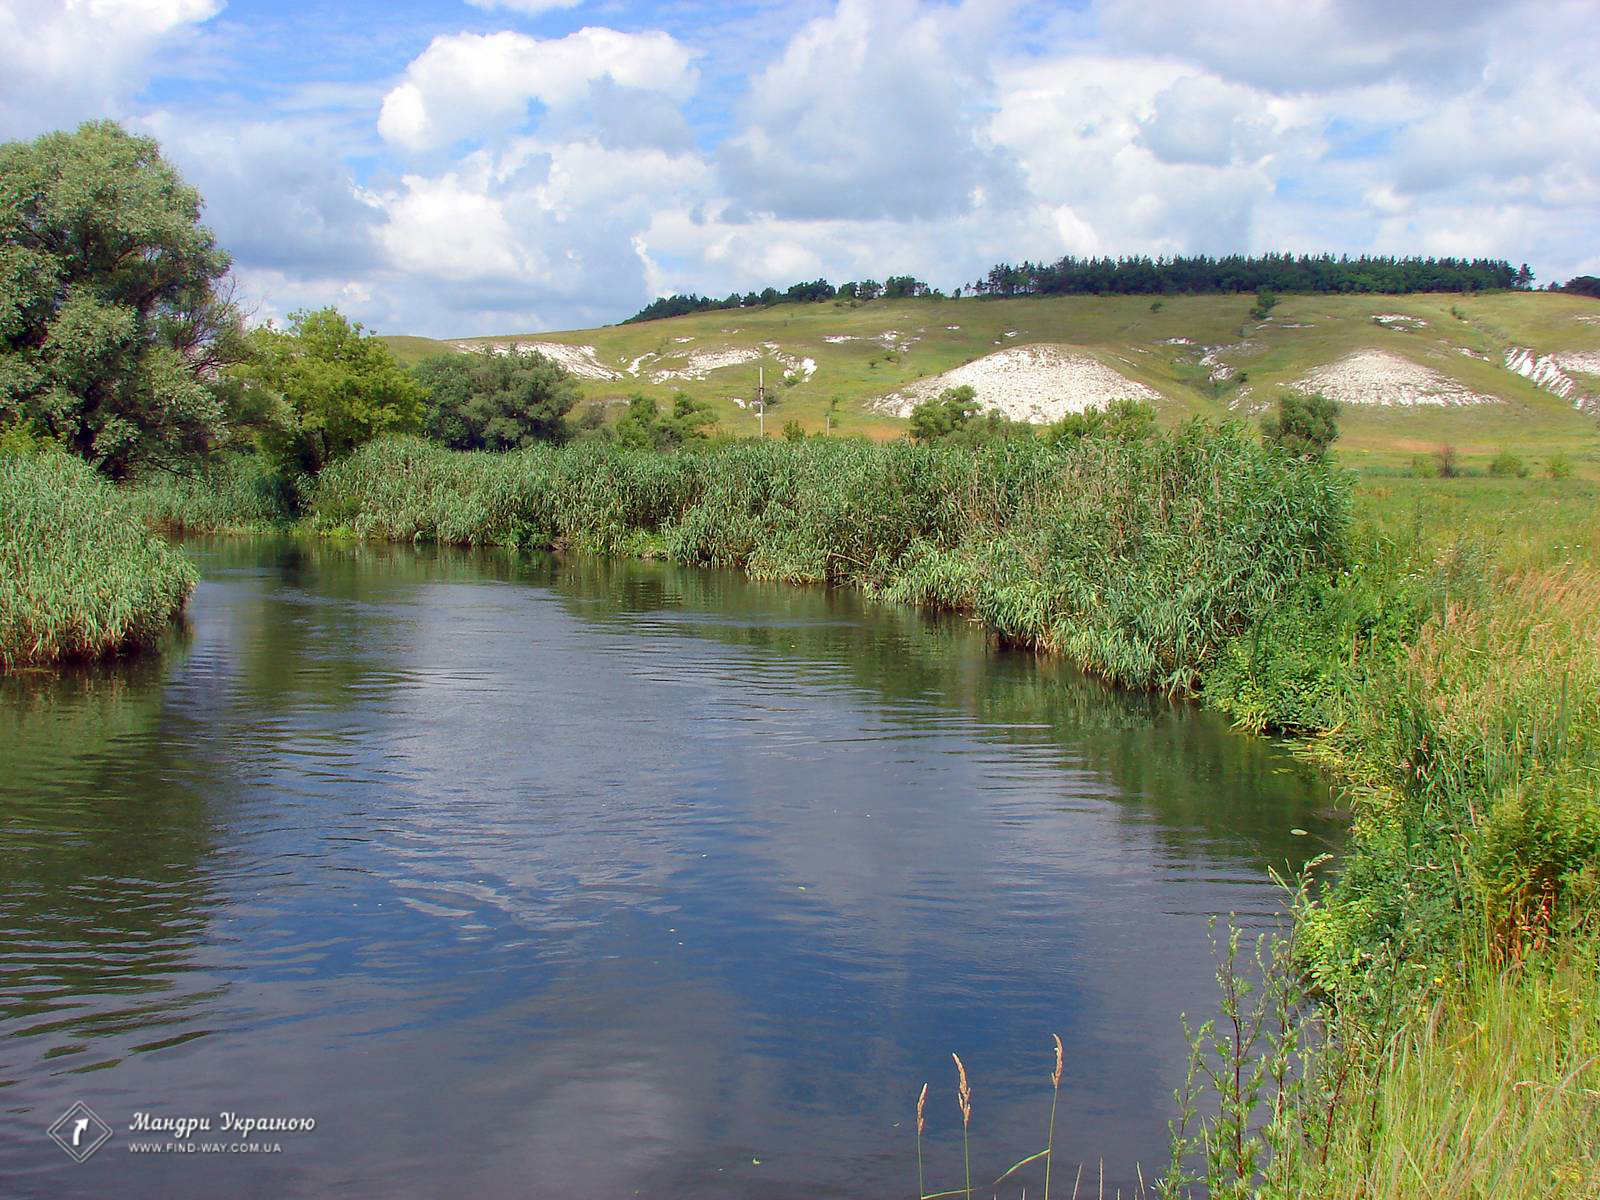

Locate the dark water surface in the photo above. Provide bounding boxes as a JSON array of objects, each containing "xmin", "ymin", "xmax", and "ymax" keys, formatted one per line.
[{"xmin": 0, "ymin": 537, "xmax": 1342, "ymax": 1198}]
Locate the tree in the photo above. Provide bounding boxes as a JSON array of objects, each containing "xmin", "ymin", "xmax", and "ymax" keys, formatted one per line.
[
  {"xmin": 1262, "ymin": 392, "xmax": 1339, "ymax": 461},
  {"xmin": 1514, "ymin": 263, "xmax": 1534, "ymax": 289},
  {"xmin": 414, "ymin": 345, "xmax": 578, "ymax": 450},
  {"xmin": 1562, "ymin": 275, "xmax": 1600, "ymax": 299},
  {"xmin": 0, "ymin": 121, "xmax": 245, "ymax": 478},
  {"xmin": 241, "ymin": 308, "xmax": 421, "ymax": 477}
]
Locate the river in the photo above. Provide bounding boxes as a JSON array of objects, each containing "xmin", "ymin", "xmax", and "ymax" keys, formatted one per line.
[{"xmin": 0, "ymin": 536, "xmax": 1341, "ymax": 1197}]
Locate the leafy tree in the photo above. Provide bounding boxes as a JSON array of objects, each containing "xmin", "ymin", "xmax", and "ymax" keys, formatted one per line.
[
  {"xmin": 1249, "ymin": 288, "xmax": 1278, "ymax": 320},
  {"xmin": 1562, "ymin": 276, "xmax": 1600, "ymax": 299},
  {"xmin": 1514, "ymin": 263, "xmax": 1534, "ymax": 289},
  {"xmin": 1261, "ymin": 393, "xmax": 1339, "ymax": 461},
  {"xmin": 882, "ymin": 275, "xmax": 929, "ymax": 299},
  {"xmin": 414, "ymin": 345, "xmax": 578, "ymax": 450},
  {"xmin": 0, "ymin": 121, "xmax": 246, "ymax": 478},
  {"xmin": 241, "ymin": 308, "xmax": 421, "ymax": 477}
]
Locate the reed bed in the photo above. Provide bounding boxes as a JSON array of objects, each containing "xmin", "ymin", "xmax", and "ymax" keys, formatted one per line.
[
  {"xmin": 123, "ymin": 454, "xmax": 296, "ymax": 532},
  {"xmin": 308, "ymin": 431, "xmax": 1349, "ymax": 691},
  {"xmin": 1, "ymin": 453, "xmax": 196, "ymax": 668}
]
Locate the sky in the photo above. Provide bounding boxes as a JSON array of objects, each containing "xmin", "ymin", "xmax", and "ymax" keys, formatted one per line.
[{"xmin": 1, "ymin": 0, "xmax": 1596, "ymax": 337}]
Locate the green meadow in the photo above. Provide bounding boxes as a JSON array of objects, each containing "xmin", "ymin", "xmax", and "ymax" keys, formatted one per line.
[{"xmin": 382, "ymin": 290, "xmax": 1600, "ymax": 474}]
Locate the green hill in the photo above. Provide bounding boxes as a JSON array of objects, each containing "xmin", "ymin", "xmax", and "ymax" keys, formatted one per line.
[{"xmin": 383, "ymin": 291, "xmax": 1600, "ymax": 471}]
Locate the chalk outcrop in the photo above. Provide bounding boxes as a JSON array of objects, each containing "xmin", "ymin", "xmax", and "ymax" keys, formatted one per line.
[{"xmin": 876, "ymin": 344, "xmax": 1159, "ymax": 422}]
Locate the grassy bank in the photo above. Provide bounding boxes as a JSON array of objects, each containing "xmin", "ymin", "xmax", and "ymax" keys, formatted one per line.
[
  {"xmin": 1, "ymin": 453, "xmax": 197, "ymax": 669},
  {"xmin": 306, "ymin": 430, "xmax": 1347, "ymax": 691},
  {"xmin": 1170, "ymin": 466, "xmax": 1600, "ymax": 1195}
]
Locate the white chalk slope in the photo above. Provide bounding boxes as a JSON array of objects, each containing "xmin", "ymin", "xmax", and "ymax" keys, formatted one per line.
[
  {"xmin": 1290, "ymin": 350, "xmax": 1495, "ymax": 407},
  {"xmin": 877, "ymin": 344, "xmax": 1158, "ymax": 422}
]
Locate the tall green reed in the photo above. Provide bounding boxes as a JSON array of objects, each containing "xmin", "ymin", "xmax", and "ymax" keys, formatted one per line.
[{"xmin": 2, "ymin": 453, "xmax": 196, "ymax": 668}]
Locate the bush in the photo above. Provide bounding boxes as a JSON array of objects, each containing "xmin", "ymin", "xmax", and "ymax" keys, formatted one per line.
[
  {"xmin": 1547, "ymin": 452, "xmax": 1575, "ymax": 480},
  {"xmin": 1433, "ymin": 444, "xmax": 1460, "ymax": 478},
  {"xmin": 1, "ymin": 452, "xmax": 195, "ymax": 668},
  {"xmin": 1489, "ymin": 450, "xmax": 1529, "ymax": 478},
  {"xmin": 1262, "ymin": 393, "xmax": 1340, "ymax": 461},
  {"xmin": 1046, "ymin": 398, "xmax": 1157, "ymax": 444}
]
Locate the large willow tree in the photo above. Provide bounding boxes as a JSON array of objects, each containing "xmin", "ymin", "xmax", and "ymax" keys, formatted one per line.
[{"xmin": 0, "ymin": 121, "xmax": 244, "ymax": 478}]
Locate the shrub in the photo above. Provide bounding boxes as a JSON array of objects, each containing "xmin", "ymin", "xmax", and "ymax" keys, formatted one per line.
[
  {"xmin": 1433, "ymin": 444, "xmax": 1460, "ymax": 477},
  {"xmin": 1489, "ymin": 449, "xmax": 1529, "ymax": 478},
  {"xmin": 1262, "ymin": 393, "xmax": 1340, "ymax": 461},
  {"xmin": 1547, "ymin": 452, "xmax": 1575, "ymax": 480}
]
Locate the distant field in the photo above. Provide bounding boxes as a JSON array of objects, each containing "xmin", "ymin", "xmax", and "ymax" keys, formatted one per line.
[{"xmin": 382, "ymin": 291, "xmax": 1600, "ymax": 471}]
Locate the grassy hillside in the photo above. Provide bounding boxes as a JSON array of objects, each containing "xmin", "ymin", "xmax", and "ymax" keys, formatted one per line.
[{"xmin": 383, "ymin": 291, "xmax": 1600, "ymax": 471}]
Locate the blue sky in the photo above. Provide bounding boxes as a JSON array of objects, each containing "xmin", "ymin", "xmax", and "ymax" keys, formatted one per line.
[{"xmin": 2, "ymin": 0, "xmax": 1595, "ymax": 336}]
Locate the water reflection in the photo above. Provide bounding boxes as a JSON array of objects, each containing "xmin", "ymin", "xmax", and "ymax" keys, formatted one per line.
[{"xmin": 0, "ymin": 537, "xmax": 1340, "ymax": 1198}]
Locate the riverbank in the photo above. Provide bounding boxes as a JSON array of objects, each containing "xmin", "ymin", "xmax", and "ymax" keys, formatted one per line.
[
  {"xmin": 1172, "ymin": 471, "xmax": 1600, "ymax": 1197},
  {"xmin": 0, "ymin": 454, "xmax": 196, "ymax": 669},
  {"xmin": 7, "ymin": 434, "xmax": 1595, "ymax": 1193}
]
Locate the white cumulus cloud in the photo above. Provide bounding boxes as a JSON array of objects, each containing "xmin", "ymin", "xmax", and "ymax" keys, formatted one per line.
[
  {"xmin": 377, "ymin": 26, "xmax": 698, "ymax": 152},
  {"xmin": 0, "ymin": 0, "xmax": 220, "ymax": 136}
]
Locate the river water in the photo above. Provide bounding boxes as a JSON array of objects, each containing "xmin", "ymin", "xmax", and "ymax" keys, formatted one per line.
[{"xmin": 0, "ymin": 537, "xmax": 1341, "ymax": 1198}]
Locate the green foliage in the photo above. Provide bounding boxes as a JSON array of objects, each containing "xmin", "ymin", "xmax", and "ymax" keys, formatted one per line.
[
  {"xmin": 1046, "ymin": 397, "xmax": 1158, "ymax": 444},
  {"xmin": 908, "ymin": 385, "xmax": 980, "ymax": 442},
  {"xmin": 611, "ymin": 393, "xmax": 716, "ymax": 449},
  {"xmin": 0, "ymin": 419, "xmax": 59, "ymax": 457},
  {"xmin": 0, "ymin": 451, "xmax": 195, "ymax": 668},
  {"xmin": 414, "ymin": 346, "xmax": 578, "ymax": 450},
  {"xmin": 1489, "ymin": 449, "xmax": 1529, "ymax": 478},
  {"xmin": 0, "ymin": 121, "xmax": 245, "ymax": 478},
  {"xmin": 240, "ymin": 307, "xmax": 421, "ymax": 478},
  {"xmin": 1204, "ymin": 555, "xmax": 1428, "ymax": 734},
  {"xmin": 1249, "ymin": 288, "xmax": 1279, "ymax": 320},
  {"xmin": 1546, "ymin": 451, "xmax": 1574, "ymax": 480},
  {"xmin": 1261, "ymin": 392, "xmax": 1340, "ymax": 461},
  {"xmin": 907, "ymin": 385, "xmax": 1032, "ymax": 445}
]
